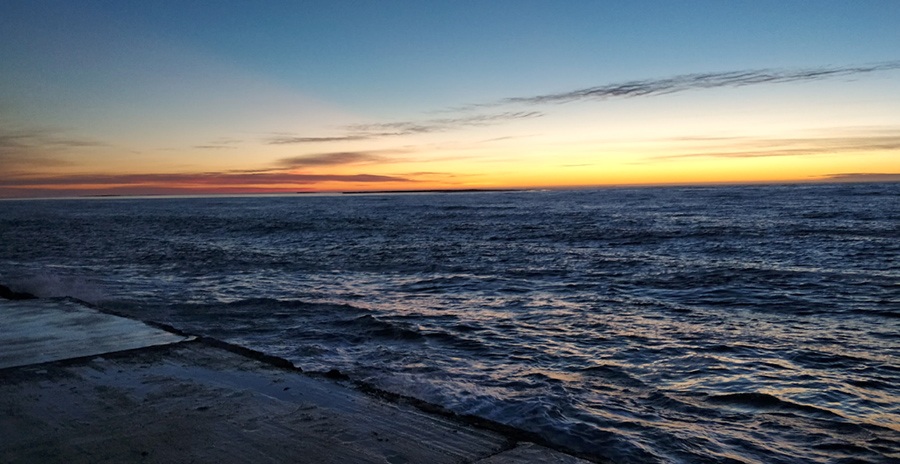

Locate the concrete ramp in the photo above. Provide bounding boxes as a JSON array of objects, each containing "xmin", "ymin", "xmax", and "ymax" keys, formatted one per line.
[
  {"xmin": 0, "ymin": 298, "xmax": 595, "ymax": 463},
  {"xmin": 0, "ymin": 299, "xmax": 189, "ymax": 369}
]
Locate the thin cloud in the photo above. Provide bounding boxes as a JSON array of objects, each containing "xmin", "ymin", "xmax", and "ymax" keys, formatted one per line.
[
  {"xmin": 263, "ymin": 62, "xmax": 899, "ymax": 155},
  {"xmin": 0, "ymin": 128, "xmax": 105, "ymax": 151},
  {"xmin": 274, "ymin": 146, "xmax": 470, "ymax": 172},
  {"xmin": 652, "ymin": 131, "xmax": 900, "ymax": 160},
  {"xmin": 477, "ymin": 135, "xmax": 534, "ymax": 143},
  {"xmin": 0, "ymin": 185, "xmax": 212, "ymax": 199},
  {"xmin": 193, "ymin": 138, "xmax": 242, "ymax": 149},
  {"xmin": 346, "ymin": 111, "xmax": 543, "ymax": 133},
  {"xmin": 0, "ymin": 128, "xmax": 103, "ymax": 168},
  {"xmin": 0, "ymin": 171, "xmax": 413, "ymax": 187},
  {"xmin": 461, "ymin": 61, "xmax": 900, "ymax": 108},
  {"xmin": 268, "ymin": 134, "xmax": 373, "ymax": 144},
  {"xmin": 269, "ymin": 111, "xmax": 543, "ymax": 145},
  {"xmin": 0, "ymin": 152, "xmax": 72, "ymax": 169},
  {"xmin": 277, "ymin": 150, "xmax": 394, "ymax": 169},
  {"xmin": 817, "ymin": 173, "xmax": 900, "ymax": 182},
  {"xmin": 402, "ymin": 171, "xmax": 456, "ymax": 176}
]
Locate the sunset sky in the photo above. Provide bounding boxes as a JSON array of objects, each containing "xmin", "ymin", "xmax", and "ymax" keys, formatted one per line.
[{"xmin": 2, "ymin": 1, "xmax": 899, "ymax": 197}]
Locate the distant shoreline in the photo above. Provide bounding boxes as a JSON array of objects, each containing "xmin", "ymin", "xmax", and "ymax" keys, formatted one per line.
[
  {"xmin": 2, "ymin": 180, "xmax": 898, "ymax": 201},
  {"xmin": 340, "ymin": 188, "xmax": 523, "ymax": 195}
]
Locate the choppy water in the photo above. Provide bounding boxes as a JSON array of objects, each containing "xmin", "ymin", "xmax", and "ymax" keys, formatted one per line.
[{"xmin": 2, "ymin": 183, "xmax": 898, "ymax": 463}]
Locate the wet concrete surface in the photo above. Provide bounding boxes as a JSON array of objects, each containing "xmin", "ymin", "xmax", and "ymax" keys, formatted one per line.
[
  {"xmin": 0, "ymin": 299, "xmax": 189, "ymax": 370},
  {"xmin": 0, "ymin": 299, "xmax": 593, "ymax": 463}
]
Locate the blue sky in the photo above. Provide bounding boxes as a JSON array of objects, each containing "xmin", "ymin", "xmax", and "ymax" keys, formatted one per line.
[{"xmin": 2, "ymin": 1, "xmax": 899, "ymax": 196}]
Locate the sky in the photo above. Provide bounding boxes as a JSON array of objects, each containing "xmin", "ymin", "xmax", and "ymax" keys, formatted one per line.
[{"xmin": 1, "ymin": 1, "xmax": 899, "ymax": 197}]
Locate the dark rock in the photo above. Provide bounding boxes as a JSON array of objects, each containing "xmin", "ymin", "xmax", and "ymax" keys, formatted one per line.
[{"xmin": 0, "ymin": 284, "xmax": 38, "ymax": 300}]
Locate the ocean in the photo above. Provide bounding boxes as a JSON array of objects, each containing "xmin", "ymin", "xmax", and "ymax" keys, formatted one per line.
[{"xmin": 1, "ymin": 183, "xmax": 898, "ymax": 463}]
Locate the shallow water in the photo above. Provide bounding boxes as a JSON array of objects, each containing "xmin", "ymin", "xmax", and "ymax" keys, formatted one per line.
[{"xmin": 2, "ymin": 183, "xmax": 898, "ymax": 463}]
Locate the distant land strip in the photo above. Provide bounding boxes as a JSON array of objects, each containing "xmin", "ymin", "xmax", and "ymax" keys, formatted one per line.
[{"xmin": 340, "ymin": 188, "xmax": 523, "ymax": 195}]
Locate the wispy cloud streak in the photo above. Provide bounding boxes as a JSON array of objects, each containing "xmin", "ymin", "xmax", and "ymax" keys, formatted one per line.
[
  {"xmin": 0, "ymin": 128, "xmax": 105, "ymax": 151},
  {"xmin": 0, "ymin": 127, "xmax": 104, "ymax": 167},
  {"xmin": 817, "ymin": 173, "xmax": 900, "ymax": 182},
  {"xmin": 268, "ymin": 134, "xmax": 373, "ymax": 144},
  {"xmin": 277, "ymin": 150, "xmax": 397, "ymax": 168},
  {"xmin": 651, "ymin": 131, "xmax": 900, "ymax": 160},
  {"xmin": 0, "ymin": 128, "xmax": 104, "ymax": 169},
  {"xmin": 193, "ymin": 138, "xmax": 242, "ymax": 149},
  {"xmin": 0, "ymin": 172, "xmax": 413, "ymax": 187},
  {"xmin": 268, "ymin": 111, "xmax": 542, "ymax": 145},
  {"xmin": 264, "ymin": 62, "xmax": 899, "ymax": 148},
  {"xmin": 345, "ymin": 111, "xmax": 543, "ymax": 133},
  {"xmin": 466, "ymin": 61, "xmax": 900, "ymax": 108}
]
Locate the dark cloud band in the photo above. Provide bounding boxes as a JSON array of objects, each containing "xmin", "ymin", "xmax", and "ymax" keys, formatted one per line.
[
  {"xmin": 476, "ymin": 61, "xmax": 900, "ymax": 107},
  {"xmin": 277, "ymin": 150, "xmax": 392, "ymax": 168}
]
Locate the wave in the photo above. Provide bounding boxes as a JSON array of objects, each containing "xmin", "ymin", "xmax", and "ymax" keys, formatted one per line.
[
  {"xmin": 580, "ymin": 364, "xmax": 647, "ymax": 389},
  {"xmin": 4, "ymin": 184, "xmax": 899, "ymax": 464},
  {"xmin": 849, "ymin": 308, "xmax": 900, "ymax": 319},
  {"xmin": 172, "ymin": 297, "xmax": 369, "ymax": 316},
  {"xmin": 704, "ymin": 392, "xmax": 846, "ymax": 420},
  {"xmin": 334, "ymin": 314, "xmax": 426, "ymax": 341},
  {"xmin": 0, "ymin": 270, "xmax": 105, "ymax": 304}
]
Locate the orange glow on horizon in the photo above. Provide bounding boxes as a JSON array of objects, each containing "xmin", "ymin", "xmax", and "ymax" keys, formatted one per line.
[{"xmin": 2, "ymin": 134, "xmax": 898, "ymax": 198}]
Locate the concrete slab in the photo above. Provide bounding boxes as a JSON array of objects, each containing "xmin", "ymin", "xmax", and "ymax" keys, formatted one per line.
[
  {"xmin": 0, "ymin": 299, "xmax": 189, "ymax": 369},
  {"xmin": 0, "ymin": 342, "xmax": 510, "ymax": 463},
  {"xmin": 0, "ymin": 298, "xmax": 596, "ymax": 463},
  {"xmin": 476, "ymin": 442, "xmax": 593, "ymax": 463}
]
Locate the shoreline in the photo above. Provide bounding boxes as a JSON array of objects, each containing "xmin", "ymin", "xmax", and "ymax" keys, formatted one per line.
[
  {"xmin": 0, "ymin": 296, "xmax": 599, "ymax": 463},
  {"xmin": 340, "ymin": 188, "xmax": 524, "ymax": 195}
]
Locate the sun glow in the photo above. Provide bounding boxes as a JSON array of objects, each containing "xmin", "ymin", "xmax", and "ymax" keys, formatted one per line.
[{"xmin": 1, "ymin": 3, "xmax": 898, "ymax": 198}]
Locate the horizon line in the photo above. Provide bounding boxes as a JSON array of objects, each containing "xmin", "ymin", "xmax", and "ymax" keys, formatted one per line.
[{"xmin": 2, "ymin": 177, "xmax": 897, "ymax": 201}]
